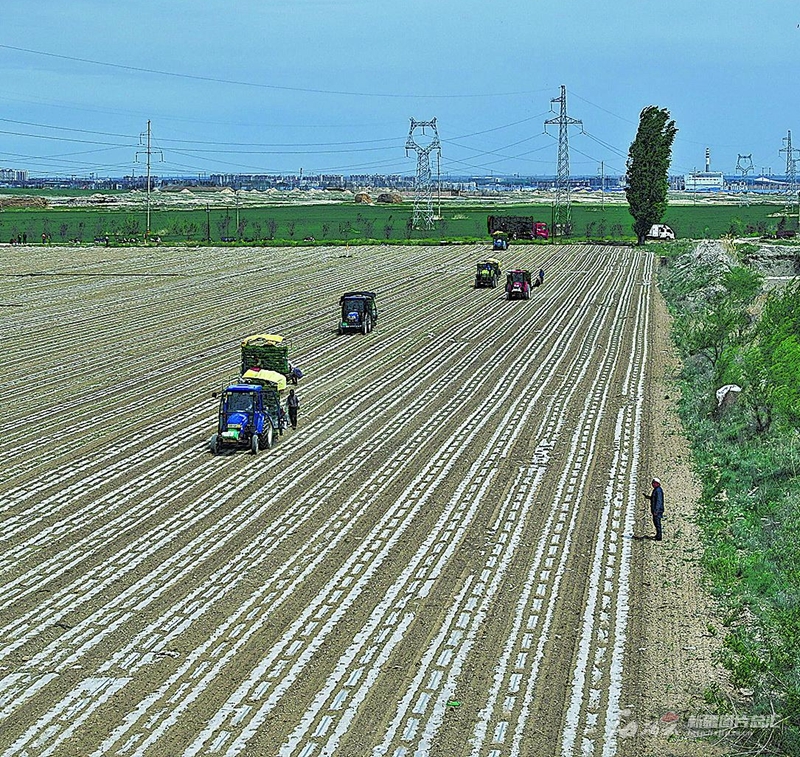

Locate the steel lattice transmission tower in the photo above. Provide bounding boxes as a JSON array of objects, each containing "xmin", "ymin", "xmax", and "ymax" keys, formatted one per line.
[
  {"xmin": 736, "ymin": 154, "xmax": 754, "ymax": 206},
  {"xmin": 545, "ymin": 85, "xmax": 582, "ymax": 238},
  {"xmin": 779, "ymin": 130, "xmax": 799, "ymax": 194},
  {"xmin": 735, "ymin": 154, "xmax": 754, "ymax": 178},
  {"xmin": 405, "ymin": 118, "xmax": 441, "ymax": 230}
]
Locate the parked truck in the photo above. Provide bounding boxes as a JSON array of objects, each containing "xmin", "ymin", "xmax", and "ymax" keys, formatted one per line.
[
  {"xmin": 209, "ymin": 369, "xmax": 289, "ymax": 455},
  {"xmin": 646, "ymin": 224, "xmax": 676, "ymax": 241},
  {"xmin": 488, "ymin": 215, "xmax": 549, "ymax": 240},
  {"xmin": 338, "ymin": 291, "xmax": 378, "ymax": 334}
]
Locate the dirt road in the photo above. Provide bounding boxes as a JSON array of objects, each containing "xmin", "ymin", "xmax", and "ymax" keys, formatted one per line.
[{"xmin": 0, "ymin": 242, "xmax": 715, "ymax": 756}]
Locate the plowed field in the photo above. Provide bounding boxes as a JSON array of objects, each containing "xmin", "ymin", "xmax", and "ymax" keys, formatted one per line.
[{"xmin": 0, "ymin": 243, "xmax": 700, "ymax": 756}]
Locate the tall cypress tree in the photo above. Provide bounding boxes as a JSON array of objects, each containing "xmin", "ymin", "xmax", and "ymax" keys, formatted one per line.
[{"xmin": 626, "ymin": 106, "xmax": 677, "ymax": 245}]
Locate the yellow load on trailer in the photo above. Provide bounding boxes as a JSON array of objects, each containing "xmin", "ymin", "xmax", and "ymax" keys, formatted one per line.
[
  {"xmin": 242, "ymin": 334, "xmax": 284, "ymax": 347},
  {"xmin": 241, "ymin": 368, "xmax": 288, "ymax": 391}
]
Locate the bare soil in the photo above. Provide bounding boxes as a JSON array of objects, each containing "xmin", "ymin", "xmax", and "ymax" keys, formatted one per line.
[
  {"xmin": 0, "ymin": 242, "xmax": 729, "ymax": 756},
  {"xmin": 620, "ymin": 287, "xmax": 730, "ymax": 757}
]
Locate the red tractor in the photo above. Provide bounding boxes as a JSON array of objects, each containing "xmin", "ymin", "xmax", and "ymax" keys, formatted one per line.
[{"xmin": 505, "ymin": 269, "xmax": 532, "ymax": 300}]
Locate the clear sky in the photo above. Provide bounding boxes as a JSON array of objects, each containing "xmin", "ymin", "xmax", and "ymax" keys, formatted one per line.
[{"xmin": 1, "ymin": 0, "xmax": 798, "ymax": 179}]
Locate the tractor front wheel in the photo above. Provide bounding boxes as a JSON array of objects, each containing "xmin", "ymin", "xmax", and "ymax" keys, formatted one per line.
[
  {"xmin": 264, "ymin": 424, "xmax": 274, "ymax": 449},
  {"xmin": 209, "ymin": 434, "xmax": 220, "ymax": 455},
  {"xmin": 250, "ymin": 433, "xmax": 260, "ymax": 455}
]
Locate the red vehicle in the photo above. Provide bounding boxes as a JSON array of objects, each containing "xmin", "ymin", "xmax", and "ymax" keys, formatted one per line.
[
  {"xmin": 487, "ymin": 216, "xmax": 549, "ymax": 240},
  {"xmin": 505, "ymin": 269, "xmax": 532, "ymax": 300}
]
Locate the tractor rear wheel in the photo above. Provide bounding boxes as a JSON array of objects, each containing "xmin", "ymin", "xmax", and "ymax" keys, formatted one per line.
[
  {"xmin": 362, "ymin": 317, "xmax": 370, "ymax": 335},
  {"xmin": 250, "ymin": 434, "xmax": 259, "ymax": 455},
  {"xmin": 209, "ymin": 434, "xmax": 220, "ymax": 455}
]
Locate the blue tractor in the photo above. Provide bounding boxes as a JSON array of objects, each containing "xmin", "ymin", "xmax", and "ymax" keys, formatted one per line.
[
  {"xmin": 209, "ymin": 370, "xmax": 289, "ymax": 455},
  {"xmin": 338, "ymin": 291, "xmax": 378, "ymax": 335}
]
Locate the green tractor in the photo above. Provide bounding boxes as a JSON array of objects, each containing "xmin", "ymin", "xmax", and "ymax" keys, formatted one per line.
[{"xmin": 475, "ymin": 258, "xmax": 502, "ymax": 288}]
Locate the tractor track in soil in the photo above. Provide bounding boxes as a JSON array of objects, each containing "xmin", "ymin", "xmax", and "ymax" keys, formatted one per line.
[{"xmin": 0, "ymin": 242, "xmax": 717, "ymax": 756}]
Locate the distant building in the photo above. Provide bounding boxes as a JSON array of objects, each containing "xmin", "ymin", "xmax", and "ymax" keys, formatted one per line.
[
  {"xmin": 684, "ymin": 171, "xmax": 724, "ymax": 191},
  {"xmin": 684, "ymin": 147, "xmax": 724, "ymax": 191},
  {"xmin": 0, "ymin": 168, "xmax": 28, "ymax": 182}
]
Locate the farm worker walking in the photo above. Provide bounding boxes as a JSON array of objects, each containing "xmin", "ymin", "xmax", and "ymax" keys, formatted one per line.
[
  {"xmin": 287, "ymin": 389, "xmax": 300, "ymax": 429},
  {"xmin": 538, "ymin": 268, "xmax": 545, "ymax": 283},
  {"xmin": 643, "ymin": 478, "xmax": 664, "ymax": 541}
]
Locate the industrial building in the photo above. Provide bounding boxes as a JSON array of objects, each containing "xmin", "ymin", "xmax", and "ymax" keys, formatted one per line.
[{"xmin": 684, "ymin": 148, "xmax": 724, "ymax": 191}]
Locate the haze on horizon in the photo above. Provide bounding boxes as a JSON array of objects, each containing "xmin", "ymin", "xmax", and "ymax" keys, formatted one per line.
[{"xmin": 1, "ymin": 0, "xmax": 798, "ymax": 180}]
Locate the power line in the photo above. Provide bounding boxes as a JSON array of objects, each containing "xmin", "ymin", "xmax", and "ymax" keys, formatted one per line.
[
  {"xmin": 569, "ymin": 91, "xmax": 637, "ymax": 125},
  {"xmin": 581, "ymin": 130, "xmax": 628, "ymax": 159},
  {"xmin": 0, "ymin": 127, "xmax": 132, "ymax": 147},
  {"xmin": 0, "ymin": 43, "xmax": 553, "ymax": 100}
]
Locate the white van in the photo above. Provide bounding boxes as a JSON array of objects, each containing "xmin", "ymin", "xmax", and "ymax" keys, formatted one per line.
[{"xmin": 647, "ymin": 224, "xmax": 675, "ymax": 241}]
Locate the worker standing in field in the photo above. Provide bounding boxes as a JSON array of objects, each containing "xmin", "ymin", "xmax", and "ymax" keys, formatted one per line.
[
  {"xmin": 287, "ymin": 388, "xmax": 299, "ymax": 430},
  {"xmin": 643, "ymin": 478, "xmax": 664, "ymax": 540}
]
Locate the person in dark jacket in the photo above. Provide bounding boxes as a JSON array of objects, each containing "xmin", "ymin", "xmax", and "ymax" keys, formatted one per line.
[
  {"xmin": 287, "ymin": 389, "xmax": 299, "ymax": 429},
  {"xmin": 643, "ymin": 478, "xmax": 664, "ymax": 540}
]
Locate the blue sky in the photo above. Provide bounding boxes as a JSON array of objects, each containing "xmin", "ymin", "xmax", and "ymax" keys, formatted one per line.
[{"xmin": 1, "ymin": 0, "xmax": 798, "ymax": 179}]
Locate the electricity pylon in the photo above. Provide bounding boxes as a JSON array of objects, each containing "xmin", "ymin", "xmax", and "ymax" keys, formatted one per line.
[
  {"xmin": 545, "ymin": 85, "xmax": 582, "ymax": 238},
  {"xmin": 779, "ymin": 130, "xmax": 798, "ymax": 194},
  {"xmin": 736, "ymin": 154, "xmax": 754, "ymax": 205},
  {"xmin": 735, "ymin": 154, "xmax": 754, "ymax": 178},
  {"xmin": 405, "ymin": 118, "xmax": 441, "ymax": 230}
]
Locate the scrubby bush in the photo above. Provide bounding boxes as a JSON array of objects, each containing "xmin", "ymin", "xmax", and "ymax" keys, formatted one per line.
[{"xmin": 661, "ymin": 247, "xmax": 800, "ymax": 752}]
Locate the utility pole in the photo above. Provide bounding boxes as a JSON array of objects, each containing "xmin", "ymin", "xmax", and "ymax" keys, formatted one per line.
[
  {"xmin": 235, "ymin": 191, "xmax": 240, "ymax": 239},
  {"xmin": 598, "ymin": 160, "xmax": 605, "ymax": 211},
  {"xmin": 405, "ymin": 118, "xmax": 441, "ymax": 230},
  {"xmin": 136, "ymin": 120, "xmax": 163, "ymax": 240},
  {"xmin": 437, "ymin": 154, "xmax": 441, "ymax": 223},
  {"xmin": 545, "ymin": 85, "xmax": 582, "ymax": 238}
]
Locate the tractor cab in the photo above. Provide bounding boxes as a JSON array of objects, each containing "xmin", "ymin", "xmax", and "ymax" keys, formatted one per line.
[
  {"xmin": 338, "ymin": 291, "xmax": 378, "ymax": 334},
  {"xmin": 505, "ymin": 269, "xmax": 532, "ymax": 300},
  {"xmin": 475, "ymin": 257, "xmax": 502, "ymax": 288},
  {"xmin": 491, "ymin": 231, "xmax": 509, "ymax": 251},
  {"xmin": 210, "ymin": 370, "xmax": 289, "ymax": 455}
]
